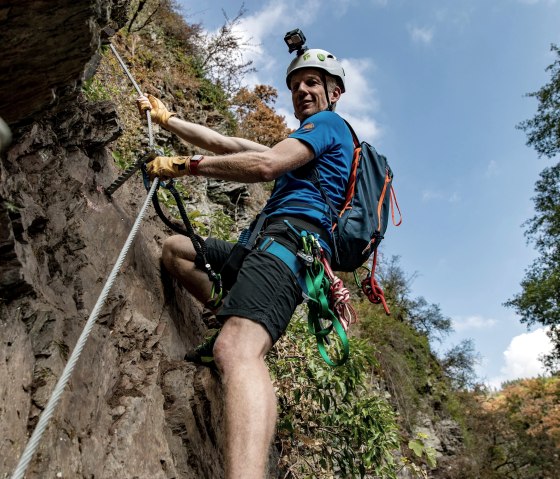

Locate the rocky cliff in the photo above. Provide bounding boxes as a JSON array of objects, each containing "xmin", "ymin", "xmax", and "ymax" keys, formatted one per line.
[{"xmin": 0, "ymin": 2, "xmax": 257, "ymax": 477}]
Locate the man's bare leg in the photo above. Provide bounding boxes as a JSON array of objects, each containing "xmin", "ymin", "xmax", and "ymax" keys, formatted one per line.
[
  {"xmin": 213, "ymin": 316, "xmax": 277, "ymax": 479},
  {"xmin": 161, "ymin": 235, "xmax": 214, "ymax": 303},
  {"xmin": 163, "ymin": 235, "xmax": 277, "ymax": 477}
]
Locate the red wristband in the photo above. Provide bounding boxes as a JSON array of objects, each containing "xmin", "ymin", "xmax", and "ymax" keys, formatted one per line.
[{"xmin": 190, "ymin": 154, "xmax": 204, "ymax": 176}]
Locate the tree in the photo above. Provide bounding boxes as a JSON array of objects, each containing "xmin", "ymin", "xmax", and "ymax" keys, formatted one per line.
[
  {"xmin": 517, "ymin": 44, "xmax": 560, "ymax": 158},
  {"xmin": 232, "ymin": 85, "xmax": 291, "ymax": 147},
  {"xmin": 441, "ymin": 339, "xmax": 480, "ymax": 390},
  {"xmin": 507, "ymin": 44, "xmax": 560, "ymax": 373},
  {"xmin": 378, "ymin": 255, "xmax": 453, "ymax": 342},
  {"xmin": 196, "ymin": 7, "xmax": 256, "ymax": 96}
]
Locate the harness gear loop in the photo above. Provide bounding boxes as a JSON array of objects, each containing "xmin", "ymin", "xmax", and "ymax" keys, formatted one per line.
[{"xmin": 299, "ymin": 232, "xmax": 351, "ymax": 366}]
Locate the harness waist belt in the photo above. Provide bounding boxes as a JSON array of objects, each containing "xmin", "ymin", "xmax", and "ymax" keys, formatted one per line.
[
  {"xmin": 256, "ymin": 237, "xmax": 308, "ymax": 294},
  {"xmin": 266, "ymin": 215, "xmax": 331, "ymax": 248}
]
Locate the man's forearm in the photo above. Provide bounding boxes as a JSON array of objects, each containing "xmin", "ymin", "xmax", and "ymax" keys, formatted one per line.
[
  {"xmin": 165, "ymin": 117, "xmax": 268, "ymax": 155},
  {"xmin": 195, "ymin": 138, "xmax": 314, "ymax": 183},
  {"xmin": 195, "ymin": 151, "xmax": 273, "ymax": 183}
]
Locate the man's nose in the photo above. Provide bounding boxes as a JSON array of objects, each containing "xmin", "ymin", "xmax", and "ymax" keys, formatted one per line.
[{"xmin": 295, "ymin": 82, "xmax": 309, "ymax": 96}]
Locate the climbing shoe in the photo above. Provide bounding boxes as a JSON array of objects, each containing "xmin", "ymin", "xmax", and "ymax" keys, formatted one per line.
[{"xmin": 184, "ymin": 329, "xmax": 220, "ymax": 369}]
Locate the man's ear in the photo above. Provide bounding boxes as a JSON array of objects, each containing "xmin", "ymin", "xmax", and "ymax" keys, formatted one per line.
[{"xmin": 329, "ymin": 85, "xmax": 342, "ymax": 105}]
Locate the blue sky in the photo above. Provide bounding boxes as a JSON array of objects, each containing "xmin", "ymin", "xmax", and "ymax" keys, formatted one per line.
[{"xmin": 177, "ymin": 0, "xmax": 560, "ymax": 387}]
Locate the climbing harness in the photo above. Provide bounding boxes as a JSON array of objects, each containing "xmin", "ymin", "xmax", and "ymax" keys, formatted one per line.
[{"xmin": 254, "ymin": 218, "xmax": 356, "ymax": 366}]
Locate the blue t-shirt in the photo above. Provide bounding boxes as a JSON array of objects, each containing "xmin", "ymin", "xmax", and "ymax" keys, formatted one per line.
[{"xmin": 262, "ymin": 111, "xmax": 353, "ymax": 252}]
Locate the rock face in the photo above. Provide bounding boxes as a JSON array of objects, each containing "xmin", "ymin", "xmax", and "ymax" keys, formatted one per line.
[
  {"xmin": 0, "ymin": 0, "xmax": 128, "ymax": 125},
  {"xmin": 0, "ymin": 2, "xmax": 250, "ymax": 478}
]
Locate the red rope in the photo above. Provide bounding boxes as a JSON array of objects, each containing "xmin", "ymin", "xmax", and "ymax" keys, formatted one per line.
[
  {"xmin": 321, "ymin": 254, "xmax": 358, "ymax": 332},
  {"xmin": 361, "ymin": 249, "xmax": 391, "ymax": 315}
]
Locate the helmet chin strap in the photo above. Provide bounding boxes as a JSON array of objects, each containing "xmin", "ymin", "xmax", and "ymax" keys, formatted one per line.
[{"xmin": 321, "ymin": 72, "xmax": 334, "ymax": 111}]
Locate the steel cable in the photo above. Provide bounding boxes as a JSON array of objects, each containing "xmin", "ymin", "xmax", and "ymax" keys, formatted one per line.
[
  {"xmin": 11, "ymin": 42, "xmax": 156, "ymax": 479},
  {"xmin": 11, "ymin": 179, "xmax": 159, "ymax": 479}
]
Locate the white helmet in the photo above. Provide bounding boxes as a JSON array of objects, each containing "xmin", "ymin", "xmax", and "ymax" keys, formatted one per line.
[{"xmin": 286, "ymin": 48, "xmax": 346, "ymax": 93}]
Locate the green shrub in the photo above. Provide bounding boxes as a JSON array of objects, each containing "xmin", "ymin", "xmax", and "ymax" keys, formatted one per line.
[
  {"xmin": 82, "ymin": 77, "xmax": 114, "ymax": 102},
  {"xmin": 270, "ymin": 313, "xmax": 400, "ymax": 478}
]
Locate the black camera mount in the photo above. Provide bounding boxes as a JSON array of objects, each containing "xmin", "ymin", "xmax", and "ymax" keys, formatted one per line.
[{"xmin": 284, "ymin": 28, "xmax": 308, "ymax": 56}]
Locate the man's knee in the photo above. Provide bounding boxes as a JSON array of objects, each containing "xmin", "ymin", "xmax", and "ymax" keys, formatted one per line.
[
  {"xmin": 213, "ymin": 317, "xmax": 272, "ymax": 374},
  {"xmin": 162, "ymin": 235, "xmax": 195, "ymax": 272}
]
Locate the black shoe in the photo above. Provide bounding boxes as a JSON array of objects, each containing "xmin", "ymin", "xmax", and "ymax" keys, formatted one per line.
[{"xmin": 184, "ymin": 330, "xmax": 220, "ymax": 368}]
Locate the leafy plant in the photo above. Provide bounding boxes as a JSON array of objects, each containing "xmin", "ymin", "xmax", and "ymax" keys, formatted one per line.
[
  {"xmin": 270, "ymin": 313, "xmax": 400, "ymax": 478},
  {"xmin": 81, "ymin": 77, "xmax": 114, "ymax": 102},
  {"xmin": 111, "ymin": 149, "xmax": 133, "ymax": 170},
  {"xmin": 208, "ymin": 208, "xmax": 235, "ymax": 241},
  {"xmin": 408, "ymin": 433, "xmax": 437, "ymax": 468}
]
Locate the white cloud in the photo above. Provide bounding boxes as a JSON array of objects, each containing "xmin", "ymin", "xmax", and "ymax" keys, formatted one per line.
[
  {"xmin": 421, "ymin": 189, "xmax": 460, "ymax": 203},
  {"xmin": 339, "ymin": 112, "xmax": 382, "ymax": 143},
  {"xmin": 338, "ymin": 58, "xmax": 379, "ymax": 112},
  {"xmin": 408, "ymin": 25, "xmax": 434, "ymax": 45},
  {"xmin": 448, "ymin": 192, "xmax": 461, "ymax": 203},
  {"xmin": 485, "ymin": 159, "xmax": 499, "ymax": 178},
  {"xmin": 324, "ymin": 0, "xmax": 388, "ymax": 15},
  {"xmin": 488, "ymin": 328, "xmax": 554, "ymax": 389},
  {"xmin": 199, "ymin": 0, "xmax": 322, "ymax": 86},
  {"xmin": 277, "ymin": 106, "xmax": 299, "ymax": 130},
  {"xmin": 453, "ymin": 315, "xmax": 497, "ymax": 332},
  {"xmin": 182, "ymin": 0, "xmax": 383, "ymax": 142},
  {"xmin": 518, "ymin": 0, "xmax": 557, "ymax": 4},
  {"xmin": 229, "ymin": 2, "xmax": 288, "ymax": 77},
  {"xmin": 336, "ymin": 58, "xmax": 382, "ymax": 141},
  {"xmin": 422, "ymin": 189, "xmax": 444, "ymax": 202}
]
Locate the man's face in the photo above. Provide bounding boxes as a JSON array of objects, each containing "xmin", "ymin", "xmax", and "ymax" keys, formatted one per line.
[{"xmin": 289, "ymin": 69, "xmax": 330, "ymax": 121}]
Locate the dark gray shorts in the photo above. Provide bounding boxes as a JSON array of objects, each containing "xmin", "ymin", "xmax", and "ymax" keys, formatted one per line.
[{"xmin": 200, "ymin": 222, "xmax": 304, "ymax": 344}]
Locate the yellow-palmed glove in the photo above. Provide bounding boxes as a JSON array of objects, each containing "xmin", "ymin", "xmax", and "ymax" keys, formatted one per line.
[
  {"xmin": 146, "ymin": 156, "xmax": 191, "ymax": 179},
  {"xmin": 136, "ymin": 94, "xmax": 176, "ymax": 126}
]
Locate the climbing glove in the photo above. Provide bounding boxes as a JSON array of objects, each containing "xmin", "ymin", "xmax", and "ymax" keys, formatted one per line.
[
  {"xmin": 146, "ymin": 156, "xmax": 191, "ymax": 179},
  {"xmin": 136, "ymin": 94, "xmax": 176, "ymax": 126}
]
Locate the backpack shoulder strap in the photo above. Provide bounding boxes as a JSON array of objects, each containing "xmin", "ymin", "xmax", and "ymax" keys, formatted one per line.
[
  {"xmin": 343, "ymin": 119, "xmax": 360, "ymax": 148},
  {"xmin": 309, "ymin": 117, "xmax": 359, "ymax": 213}
]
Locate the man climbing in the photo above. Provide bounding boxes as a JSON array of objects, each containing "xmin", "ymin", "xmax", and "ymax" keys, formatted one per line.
[{"xmin": 138, "ymin": 41, "xmax": 353, "ymax": 479}]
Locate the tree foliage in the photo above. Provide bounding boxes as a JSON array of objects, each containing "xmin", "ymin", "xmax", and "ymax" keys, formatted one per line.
[
  {"xmin": 270, "ymin": 314, "xmax": 401, "ymax": 478},
  {"xmin": 507, "ymin": 45, "xmax": 560, "ymax": 372},
  {"xmin": 196, "ymin": 7, "xmax": 256, "ymax": 96},
  {"xmin": 232, "ymin": 85, "xmax": 291, "ymax": 147},
  {"xmin": 517, "ymin": 44, "xmax": 560, "ymax": 159},
  {"xmin": 441, "ymin": 339, "xmax": 481, "ymax": 390},
  {"xmin": 447, "ymin": 378, "xmax": 560, "ymax": 479},
  {"xmin": 378, "ymin": 255, "xmax": 453, "ymax": 342}
]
